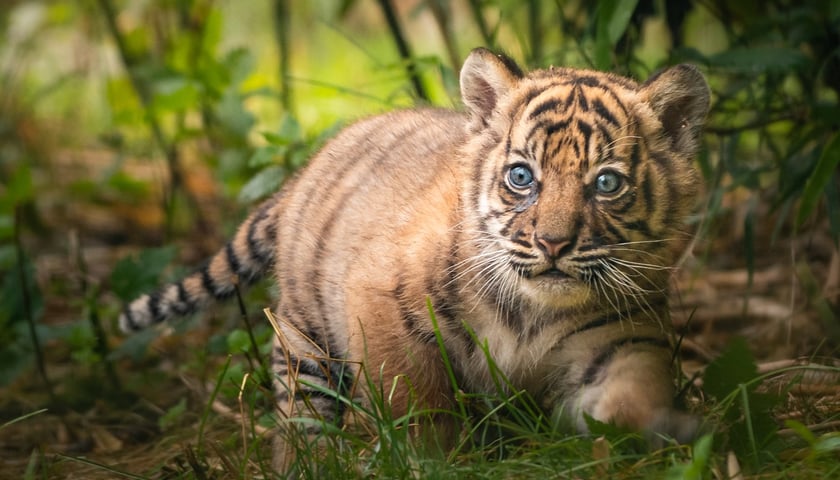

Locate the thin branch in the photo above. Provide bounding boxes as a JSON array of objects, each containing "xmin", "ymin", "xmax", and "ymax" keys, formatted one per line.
[
  {"xmin": 14, "ymin": 206, "xmax": 56, "ymax": 405},
  {"xmin": 376, "ymin": 0, "xmax": 430, "ymax": 102},
  {"xmin": 70, "ymin": 231, "xmax": 122, "ymax": 391},
  {"xmin": 705, "ymin": 114, "xmax": 797, "ymax": 135},
  {"xmin": 233, "ymin": 279, "xmax": 269, "ymax": 379}
]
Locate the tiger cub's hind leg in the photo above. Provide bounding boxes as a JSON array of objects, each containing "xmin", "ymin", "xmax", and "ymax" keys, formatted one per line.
[{"xmin": 270, "ymin": 326, "xmax": 355, "ymax": 474}]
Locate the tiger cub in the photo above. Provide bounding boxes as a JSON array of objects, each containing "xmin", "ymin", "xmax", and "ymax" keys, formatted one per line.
[{"xmin": 120, "ymin": 48, "xmax": 709, "ymax": 469}]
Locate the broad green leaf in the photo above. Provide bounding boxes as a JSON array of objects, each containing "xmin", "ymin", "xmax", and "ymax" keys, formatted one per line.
[
  {"xmin": 2, "ymin": 165, "xmax": 34, "ymax": 210},
  {"xmin": 814, "ymin": 434, "xmax": 840, "ymax": 455},
  {"xmin": 217, "ymin": 88, "xmax": 255, "ymax": 136},
  {"xmin": 201, "ymin": 8, "xmax": 224, "ymax": 57},
  {"xmin": 707, "ymin": 47, "xmax": 808, "ymax": 73},
  {"xmin": 595, "ymin": 0, "xmax": 639, "ymax": 69},
  {"xmin": 152, "ymin": 77, "xmax": 200, "ymax": 112},
  {"xmin": 277, "ymin": 113, "xmax": 303, "ymax": 142},
  {"xmin": 248, "ymin": 145, "xmax": 287, "ymax": 168},
  {"xmin": 226, "ymin": 329, "xmax": 251, "ymax": 354},
  {"xmin": 238, "ymin": 165, "xmax": 285, "ymax": 203},
  {"xmin": 223, "ymin": 47, "xmax": 256, "ymax": 84},
  {"xmin": 702, "ymin": 337, "xmax": 758, "ymax": 401},
  {"xmin": 797, "ymin": 132, "xmax": 840, "ymax": 228},
  {"xmin": 603, "ymin": 0, "xmax": 639, "ymax": 44},
  {"xmin": 110, "ymin": 246, "xmax": 177, "ymax": 302}
]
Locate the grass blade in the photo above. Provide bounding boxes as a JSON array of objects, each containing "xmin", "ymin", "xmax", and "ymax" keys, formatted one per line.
[{"xmin": 797, "ymin": 132, "xmax": 840, "ymax": 228}]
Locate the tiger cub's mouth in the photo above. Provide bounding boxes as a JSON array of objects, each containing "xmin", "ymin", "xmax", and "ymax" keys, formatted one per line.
[
  {"xmin": 537, "ymin": 267, "xmax": 571, "ymax": 279},
  {"xmin": 518, "ymin": 263, "xmax": 578, "ymax": 282}
]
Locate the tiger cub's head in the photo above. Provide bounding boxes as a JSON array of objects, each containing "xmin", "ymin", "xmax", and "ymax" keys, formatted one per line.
[{"xmin": 458, "ymin": 48, "xmax": 710, "ymax": 312}]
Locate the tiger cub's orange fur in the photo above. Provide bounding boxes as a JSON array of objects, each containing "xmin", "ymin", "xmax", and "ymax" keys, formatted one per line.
[{"xmin": 120, "ymin": 48, "xmax": 710, "ymax": 469}]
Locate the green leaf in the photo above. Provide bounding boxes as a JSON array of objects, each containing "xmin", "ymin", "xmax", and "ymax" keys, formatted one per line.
[
  {"xmin": 603, "ymin": 0, "xmax": 639, "ymax": 44},
  {"xmin": 277, "ymin": 113, "xmax": 303, "ymax": 142},
  {"xmin": 0, "ymin": 216, "xmax": 12, "ymax": 242},
  {"xmin": 668, "ymin": 434, "xmax": 713, "ymax": 480},
  {"xmin": 110, "ymin": 246, "xmax": 177, "ymax": 302},
  {"xmin": 797, "ymin": 132, "xmax": 840, "ymax": 228},
  {"xmin": 814, "ymin": 434, "xmax": 840, "ymax": 455},
  {"xmin": 217, "ymin": 88, "xmax": 255, "ymax": 137},
  {"xmin": 784, "ymin": 419, "xmax": 816, "ymax": 445},
  {"xmin": 1, "ymin": 165, "xmax": 34, "ymax": 210},
  {"xmin": 248, "ymin": 145, "xmax": 287, "ymax": 168},
  {"xmin": 226, "ymin": 329, "xmax": 251, "ymax": 354},
  {"xmin": 152, "ymin": 77, "xmax": 200, "ymax": 112},
  {"xmin": 223, "ymin": 47, "xmax": 256, "ymax": 84},
  {"xmin": 158, "ymin": 397, "xmax": 188, "ymax": 431},
  {"xmin": 702, "ymin": 337, "xmax": 758, "ymax": 401},
  {"xmin": 595, "ymin": 0, "xmax": 639, "ymax": 69},
  {"xmin": 707, "ymin": 47, "xmax": 809, "ymax": 73},
  {"xmin": 201, "ymin": 8, "xmax": 224, "ymax": 57},
  {"xmin": 238, "ymin": 165, "xmax": 285, "ymax": 203}
]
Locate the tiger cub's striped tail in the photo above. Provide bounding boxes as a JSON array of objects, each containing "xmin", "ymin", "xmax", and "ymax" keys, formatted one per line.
[{"xmin": 118, "ymin": 196, "xmax": 279, "ymax": 332}]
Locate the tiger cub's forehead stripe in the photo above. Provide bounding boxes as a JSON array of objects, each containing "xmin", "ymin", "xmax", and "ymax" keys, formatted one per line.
[{"xmin": 514, "ymin": 81, "xmax": 634, "ymax": 174}]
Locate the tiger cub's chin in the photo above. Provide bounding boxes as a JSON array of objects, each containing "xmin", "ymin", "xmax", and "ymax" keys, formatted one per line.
[{"xmin": 520, "ymin": 274, "xmax": 592, "ymax": 309}]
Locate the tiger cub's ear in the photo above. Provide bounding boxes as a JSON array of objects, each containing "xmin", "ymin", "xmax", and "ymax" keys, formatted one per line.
[
  {"xmin": 640, "ymin": 64, "xmax": 711, "ymax": 157},
  {"xmin": 460, "ymin": 48, "xmax": 524, "ymax": 132}
]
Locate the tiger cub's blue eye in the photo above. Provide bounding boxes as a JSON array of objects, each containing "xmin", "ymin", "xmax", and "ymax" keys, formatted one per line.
[
  {"xmin": 508, "ymin": 165, "xmax": 534, "ymax": 189},
  {"xmin": 595, "ymin": 171, "xmax": 623, "ymax": 194}
]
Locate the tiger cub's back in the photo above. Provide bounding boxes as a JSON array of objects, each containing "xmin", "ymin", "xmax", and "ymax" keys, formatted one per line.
[{"xmin": 270, "ymin": 108, "xmax": 468, "ymax": 360}]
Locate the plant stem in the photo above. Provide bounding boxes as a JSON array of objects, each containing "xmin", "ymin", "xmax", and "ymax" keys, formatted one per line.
[
  {"xmin": 527, "ymin": 0, "xmax": 543, "ymax": 64},
  {"xmin": 427, "ymin": 0, "xmax": 461, "ymax": 69},
  {"xmin": 70, "ymin": 231, "xmax": 122, "ymax": 391},
  {"xmin": 705, "ymin": 115, "xmax": 797, "ymax": 135},
  {"xmin": 234, "ymin": 281, "xmax": 268, "ymax": 378},
  {"xmin": 467, "ymin": 0, "xmax": 493, "ymax": 46},
  {"xmin": 376, "ymin": 0, "xmax": 430, "ymax": 102},
  {"xmin": 273, "ymin": 0, "xmax": 294, "ymax": 114},
  {"xmin": 96, "ymin": 0, "xmax": 213, "ymax": 241},
  {"xmin": 14, "ymin": 206, "xmax": 56, "ymax": 405}
]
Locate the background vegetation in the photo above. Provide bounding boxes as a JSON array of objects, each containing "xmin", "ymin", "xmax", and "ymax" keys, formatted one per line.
[{"xmin": 1, "ymin": 0, "xmax": 839, "ymax": 478}]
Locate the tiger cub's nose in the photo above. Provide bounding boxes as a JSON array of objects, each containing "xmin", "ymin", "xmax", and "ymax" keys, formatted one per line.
[{"xmin": 536, "ymin": 235, "xmax": 576, "ymax": 259}]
